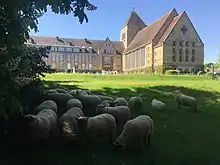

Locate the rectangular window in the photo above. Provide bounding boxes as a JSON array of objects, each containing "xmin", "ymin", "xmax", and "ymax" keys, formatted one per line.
[
  {"xmin": 51, "ymin": 62, "xmax": 56, "ymax": 69},
  {"xmin": 185, "ymin": 41, "xmax": 188, "ymax": 47},
  {"xmin": 81, "ymin": 48, "xmax": 86, "ymax": 53},
  {"xmin": 58, "ymin": 47, "xmax": 65, "ymax": 51},
  {"xmin": 185, "ymin": 55, "xmax": 188, "ymax": 62},
  {"xmin": 172, "ymin": 55, "xmax": 176, "ymax": 62},
  {"xmin": 173, "ymin": 41, "xmax": 176, "ymax": 46},
  {"xmin": 192, "ymin": 55, "xmax": 195, "ymax": 62},
  {"xmin": 66, "ymin": 47, "xmax": 73, "ymax": 52},
  {"xmin": 52, "ymin": 54, "xmax": 56, "ymax": 61},
  {"xmin": 51, "ymin": 46, "xmax": 57, "ymax": 51},
  {"xmin": 179, "ymin": 56, "xmax": 182, "ymax": 62},
  {"xmin": 60, "ymin": 54, "xmax": 64, "ymax": 61},
  {"xmin": 173, "ymin": 47, "xmax": 175, "ymax": 54},
  {"xmin": 179, "ymin": 48, "xmax": 182, "ymax": 54},
  {"xmin": 179, "ymin": 41, "xmax": 183, "ymax": 47},
  {"xmin": 192, "ymin": 49, "xmax": 195, "ymax": 55},
  {"xmin": 73, "ymin": 47, "xmax": 80, "ymax": 52},
  {"xmin": 192, "ymin": 42, "xmax": 195, "ymax": 47}
]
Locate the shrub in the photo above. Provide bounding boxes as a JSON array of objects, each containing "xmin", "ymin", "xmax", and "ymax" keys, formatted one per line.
[{"xmin": 165, "ymin": 70, "xmax": 180, "ymax": 75}]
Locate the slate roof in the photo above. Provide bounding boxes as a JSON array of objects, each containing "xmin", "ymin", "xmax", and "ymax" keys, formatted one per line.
[{"xmin": 27, "ymin": 36, "xmax": 125, "ymax": 54}]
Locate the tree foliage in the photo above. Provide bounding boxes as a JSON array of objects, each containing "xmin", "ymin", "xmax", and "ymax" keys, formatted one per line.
[{"xmin": 0, "ymin": 0, "xmax": 97, "ymax": 117}]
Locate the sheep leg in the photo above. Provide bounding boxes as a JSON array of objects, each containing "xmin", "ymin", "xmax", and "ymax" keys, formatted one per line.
[
  {"xmin": 177, "ymin": 101, "xmax": 181, "ymax": 108},
  {"xmin": 194, "ymin": 104, "xmax": 197, "ymax": 111}
]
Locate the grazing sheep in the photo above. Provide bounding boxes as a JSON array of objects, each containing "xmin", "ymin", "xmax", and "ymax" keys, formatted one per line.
[
  {"xmin": 173, "ymin": 90, "xmax": 197, "ymax": 110},
  {"xmin": 77, "ymin": 114, "xmax": 116, "ymax": 144},
  {"xmin": 76, "ymin": 90, "xmax": 101, "ymax": 116},
  {"xmin": 113, "ymin": 97, "xmax": 128, "ymax": 107},
  {"xmin": 59, "ymin": 107, "xmax": 84, "ymax": 140},
  {"xmin": 151, "ymin": 99, "xmax": 166, "ymax": 110},
  {"xmin": 96, "ymin": 95, "xmax": 114, "ymax": 102},
  {"xmin": 35, "ymin": 100, "xmax": 57, "ymax": 114},
  {"xmin": 114, "ymin": 115, "xmax": 154, "ymax": 151},
  {"xmin": 23, "ymin": 109, "xmax": 57, "ymax": 142},
  {"xmin": 66, "ymin": 99, "xmax": 83, "ymax": 110},
  {"xmin": 43, "ymin": 93, "xmax": 74, "ymax": 116},
  {"xmin": 96, "ymin": 105, "xmax": 130, "ymax": 132},
  {"xmin": 129, "ymin": 96, "xmax": 143, "ymax": 113}
]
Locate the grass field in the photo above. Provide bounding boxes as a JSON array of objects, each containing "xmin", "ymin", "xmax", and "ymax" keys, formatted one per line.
[{"xmin": 23, "ymin": 73, "xmax": 220, "ymax": 165}]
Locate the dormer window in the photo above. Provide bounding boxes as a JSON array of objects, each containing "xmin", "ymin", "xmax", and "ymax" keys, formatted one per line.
[
  {"xmin": 88, "ymin": 47, "xmax": 93, "ymax": 53},
  {"xmin": 106, "ymin": 43, "xmax": 110, "ymax": 47},
  {"xmin": 81, "ymin": 46, "xmax": 86, "ymax": 53},
  {"xmin": 73, "ymin": 46, "xmax": 80, "ymax": 53}
]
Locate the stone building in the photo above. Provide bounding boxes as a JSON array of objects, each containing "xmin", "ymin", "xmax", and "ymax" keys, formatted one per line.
[
  {"xmin": 26, "ymin": 8, "xmax": 204, "ymax": 73},
  {"xmin": 122, "ymin": 8, "xmax": 204, "ymax": 74}
]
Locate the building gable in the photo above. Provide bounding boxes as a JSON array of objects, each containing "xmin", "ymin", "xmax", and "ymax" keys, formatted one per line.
[
  {"xmin": 163, "ymin": 11, "xmax": 204, "ymax": 45},
  {"xmin": 102, "ymin": 37, "xmax": 117, "ymax": 55}
]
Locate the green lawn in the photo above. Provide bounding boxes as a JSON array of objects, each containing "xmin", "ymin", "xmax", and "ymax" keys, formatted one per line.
[{"xmin": 39, "ymin": 73, "xmax": 220, "ymax": 165}]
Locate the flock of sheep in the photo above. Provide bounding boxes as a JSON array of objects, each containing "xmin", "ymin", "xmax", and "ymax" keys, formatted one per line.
[{"xmin": 22, "ymin": 87, "xmax": 197, "ymax": 152}]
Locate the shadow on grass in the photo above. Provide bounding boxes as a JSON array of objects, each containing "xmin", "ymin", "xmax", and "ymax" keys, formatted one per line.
[{"xmin": 2, "ymin": 82, "xmax": 220, "ymax": 165}]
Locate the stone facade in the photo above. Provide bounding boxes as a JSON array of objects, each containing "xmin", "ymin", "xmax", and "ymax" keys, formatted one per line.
[
  {"xmin": 122, "ymin": 9, "xmax": 204, "ymax": 74},
  {"xmin": 26, "ymin": 37, "xmax": 124, "ymax": 73}
]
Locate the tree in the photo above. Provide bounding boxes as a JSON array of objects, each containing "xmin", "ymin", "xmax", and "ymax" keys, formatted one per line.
[{"xmin": 0, "ymin": 0, "xmax": 97, "ymax": 117}]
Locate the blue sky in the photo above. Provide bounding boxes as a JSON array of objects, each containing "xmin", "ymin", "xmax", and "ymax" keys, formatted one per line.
[{"xmin": 30, "ymin": 0, "xmax": 220, "ymax": 63}]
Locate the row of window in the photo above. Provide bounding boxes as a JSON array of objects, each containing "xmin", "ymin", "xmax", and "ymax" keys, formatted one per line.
[
  {"xmin": 50, "ymin": 62, "xmax": 93, "ymax": 70},
  {"xmin": 172, "ymin": 47, "xmax": 195, "ymax": 55},
  {"xmin": 31, "ymin": 44, "xmax": 114, "ymax": 54},
  {"xmin": 173, "ymin": 41, "xmax": 195, "ymax": 47},
  {"xmin": 172, "ymin": 55, "xmax": 195, "ymax": 62}
]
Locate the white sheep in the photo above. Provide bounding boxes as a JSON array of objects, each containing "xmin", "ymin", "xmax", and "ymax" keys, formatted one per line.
[
  {"xmin": 23, "ymin": 109, "xmax": 57, "ymax": 142},
  {"xmin": 113, "ymin": 97, "xmax": 128, "ymax": 106},
  {"xmin": 66, "ymin": 98, "xmax": 83, "ymax": 110},
  {"xmin": 59, "ymin": 107, "xmax": 84, "ymax": 139},
  {"xmin": 35, "ymin": 100, "xmax": 57, "ymax": 114},
  {"xmin": 77, "ymin": 114, "xmax": 116, "ymax": 144},
  {"xmin": 96, "ymin": 105, "xmax": 130, "ymax": 131},
  {"xmin": 173, "ymin": 90, "xmax": 197, "ymax": 110},
  {"xmin": 76, "ymin": 90, "xmax": 101, "ymax": 116},
  {"xmin": 129, "ymin": 96, "xmax": 144, "ymax": 113},
  {"xmin": 151, "ymin": 99, "xmax": 166, "ymax": 110},
  {"xmin": 114, "ymin": 115, "xmax": 154, "ymax": 151}
]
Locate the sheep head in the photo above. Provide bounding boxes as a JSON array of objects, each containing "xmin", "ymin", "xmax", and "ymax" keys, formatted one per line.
[{"xmin": 61, "ymin": 121, "xmax": 76, "ymax": 138}]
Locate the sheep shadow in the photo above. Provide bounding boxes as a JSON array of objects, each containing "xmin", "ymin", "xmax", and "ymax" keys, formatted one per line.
[{"xmin": 2, "ymin": 84, "xmax": 220, "ymax": 165}]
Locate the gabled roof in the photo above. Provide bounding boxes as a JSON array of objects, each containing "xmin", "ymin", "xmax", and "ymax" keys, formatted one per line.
[
  {"xmin": 124, "ymin": 9, "xmax": 174, "ymax": 53},
  {"xmin": 156, "ymin": 11, "xmax": 204, "ymax": 46},
  {"xmin": 27, "ymin": 36, "xmax": 125, "ymax": 54},
  {"xmin": 155, "ymin": 14, "xmax": 181, "ymax": 46},
  {"xmin": 122, "ymin": 10, "xmax": 146, "ymax": 29}
]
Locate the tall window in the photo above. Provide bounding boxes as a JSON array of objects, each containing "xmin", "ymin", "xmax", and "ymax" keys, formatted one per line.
[
  {"xmin": 185, "ymin": 49, "xmax": 188, "ymax": 62},
  {"xmin": 179, "ymin": 55, "xmax": 182, "ymax": 62},
  {"xmin": 88, "ymin": 55, "xmax": 92, "ymax": 70},
  {"xmin": 172, "ymin": 55, "xmax": 176, "ymax": 62},
  {"xmin": 192, "ymin": 49, "xmax": 195, "ymax": 62},
  {"xmin": 82, "ymin": 55, "xmax": 86, "ymax": 70},
  {"xmin": 52, "ymin": 54, "xmax": 56, "ymax": 61},
  {"xmin": 173, "ymin": 41, "xmax": 176, "ymax": 47},
  {"xmin": 67, "ymin": 55, "xmax": 71, "ymax": 69},
  {"xmin": 192, "ymin": 42, "xmax": 195, "ymax": 47},
  {"xmin": 74, "ymin": 54, "xmax": 78, "ymax": 69},
  {"xmin": 179, "ymin": 41, "xmax": 183, "ymax": 47},
  {"xmin": 60, "ymin": 54, "xmax": 65, "ymax": 70},
  {"xmin": 185, "ymin": 41, "xmax": 188, "ymax": 47}
]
